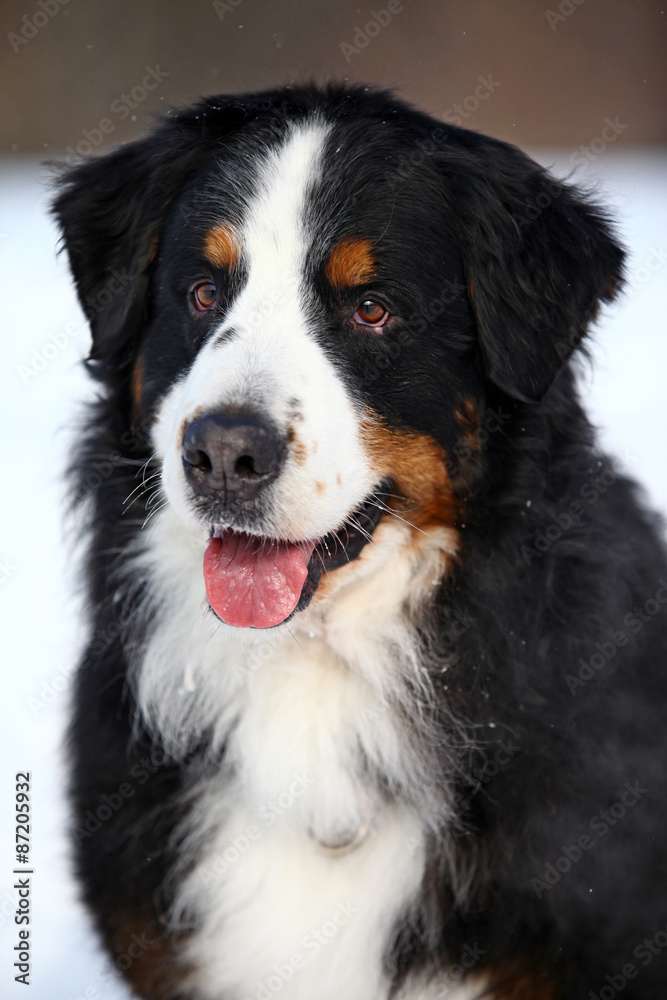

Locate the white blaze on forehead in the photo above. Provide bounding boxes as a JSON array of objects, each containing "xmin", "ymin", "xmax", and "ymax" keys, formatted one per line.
[
  {"xmin": 209, "ymin": 118, "xmax": 330, "ymax": 399},
  {"xmin": 242, "ymin": 119, "xmax": 327, "ymax": 287},
  {"xmin": 155, "ymin": 119, "xmax": 378, "ymax": 540}
]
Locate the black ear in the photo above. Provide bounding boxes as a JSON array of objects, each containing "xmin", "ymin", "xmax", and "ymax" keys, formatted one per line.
[
  {"xmin": 441, "ymin": 135, "xmax": 625, "ymax": 403},
  {"xmin": 51, "ymin": 100, "xmax": 251, "ymax": 371}
]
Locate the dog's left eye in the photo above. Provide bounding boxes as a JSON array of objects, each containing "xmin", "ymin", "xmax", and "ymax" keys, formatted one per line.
[
  {"xmin": 352, "ymin": 299, "xmax": 390, "ymax": 328},
  {"xmin": 191, "ymin": 281, "xmax": 217, "ymax": 312}
]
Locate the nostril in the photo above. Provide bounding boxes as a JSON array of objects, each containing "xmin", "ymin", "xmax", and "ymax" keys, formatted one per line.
[
  {"xmin": 181, "ymin": 411, "xmax": 285, "ymax": 501},
  {"xmin": 183, "ymin": 444, "xmax": 212, "ymax": 471},
  {"xmin": 234, "ymin": 454, "xmax": 257, "ymax": 478}
]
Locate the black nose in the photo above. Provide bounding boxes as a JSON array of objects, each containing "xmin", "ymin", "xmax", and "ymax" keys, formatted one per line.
[{"xmin": 182, "ymin": 411, "xmax": 285, "ymax": 503}]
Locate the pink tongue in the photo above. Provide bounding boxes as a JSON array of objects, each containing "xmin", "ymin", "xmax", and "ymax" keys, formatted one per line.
[{"xmin": 203, "ymin": 532, "xmax": 316, "ymax": 629}]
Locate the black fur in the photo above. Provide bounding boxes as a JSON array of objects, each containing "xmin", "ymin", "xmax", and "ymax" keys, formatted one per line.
[{"xmin": 54, "ymin": 84, "xmax": 667, "ymax": 998}]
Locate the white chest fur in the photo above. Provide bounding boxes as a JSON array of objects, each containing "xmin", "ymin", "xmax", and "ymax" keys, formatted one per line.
[
  {"xmin": 171, "ymin": 642, "xmax": 428, "ymax": 1000},
  {"xmin": 128, "ymin": 511, "xmax": 464, "ymax": 999}
]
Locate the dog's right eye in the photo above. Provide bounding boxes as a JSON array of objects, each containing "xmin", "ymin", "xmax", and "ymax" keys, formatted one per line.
[
  {"xmin": 191, "ymin": 281, "xmax": 217, "ymax": 312},
  {"xmin": 352, "ymin": 299, "xmax": 390, "ymax": 328}
]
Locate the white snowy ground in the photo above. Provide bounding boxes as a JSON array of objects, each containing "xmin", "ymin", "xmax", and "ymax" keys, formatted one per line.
[{"xmin": 0, "ymin": 149, "xmax": 665, "ymax": 1000}]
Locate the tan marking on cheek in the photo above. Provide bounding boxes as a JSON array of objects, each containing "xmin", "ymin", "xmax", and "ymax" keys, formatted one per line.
[
  {"xmin": 325, "ymin": 237, "xmax": 375, "ymax": 289},
  {"xmin": 309, "ymin": 418, "xmax": 461, "ymax": 603},
  {"xmin": 204, "ymin": 222, "xmax": 242, "ymax": 271},
  {"xmin": 315, "ymin": 481, "xmax": 325, "ymax": 495},
  {"xmin": 361, "ymin": 413, "xmax": 460, "ymax": 534}
]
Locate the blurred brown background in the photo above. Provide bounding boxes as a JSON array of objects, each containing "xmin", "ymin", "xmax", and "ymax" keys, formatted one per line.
[{"xmin": 1, "ymin": 0, "xmax": 665, "ymax": 154}]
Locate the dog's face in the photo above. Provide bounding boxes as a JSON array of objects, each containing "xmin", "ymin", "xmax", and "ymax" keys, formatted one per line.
[
  {"xmin": 54, "ymin": 85, "xmax": 624, "ymax": 629},
  {"xmin": 145, "ymin": 117, "xmax": 475, "ymax": 627}
]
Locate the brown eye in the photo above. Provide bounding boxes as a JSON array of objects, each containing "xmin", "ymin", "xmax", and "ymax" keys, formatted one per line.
[
  {"xmin": 191, "ymin": 281, "xmax": 217, "ymax": 312},
  {"xmin": 353, "ymin": 299, "xmax": 389, "ymax": 328}
]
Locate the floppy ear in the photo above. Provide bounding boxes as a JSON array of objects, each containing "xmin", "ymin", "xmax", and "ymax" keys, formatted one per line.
[
  {"xmin": 441, "ymin": 136, "xmax": 625, "ymax": 403},
  {"xmin": 51, "ymin": 100, "xmax": 250, "ymax": 371}
]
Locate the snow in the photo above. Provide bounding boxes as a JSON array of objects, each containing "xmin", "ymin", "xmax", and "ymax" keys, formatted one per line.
[{"xmin": 0, "ymin": 150, "xmax": 665, "ymax": 998}]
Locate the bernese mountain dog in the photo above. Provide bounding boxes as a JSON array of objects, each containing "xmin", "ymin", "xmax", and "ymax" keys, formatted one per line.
[{"xmin": 53, "ymin": 84, "xmax": 667, "ymax": 1000}]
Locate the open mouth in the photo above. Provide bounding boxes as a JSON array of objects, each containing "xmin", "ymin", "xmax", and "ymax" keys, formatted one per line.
[{"xmin": 203, "ymin": 482, "xmax": 390, "ymax": 629}]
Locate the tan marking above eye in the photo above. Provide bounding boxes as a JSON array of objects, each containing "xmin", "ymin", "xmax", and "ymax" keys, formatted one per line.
[
  {"xmin": 204, "ymin": 223, "xmax": 242, "ymax": 270},
  {"xmin": 325, "ymin": 237, "xmax": 376, "ymax": 289}
]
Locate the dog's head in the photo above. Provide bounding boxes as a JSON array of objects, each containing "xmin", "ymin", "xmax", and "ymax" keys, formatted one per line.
[{"xmin": 54, "ymin": 84, "xmax": 624, "ymax": 629}]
